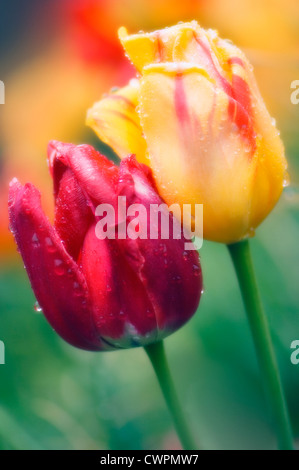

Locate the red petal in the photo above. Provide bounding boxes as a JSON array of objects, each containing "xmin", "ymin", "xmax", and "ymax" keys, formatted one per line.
[
  {"xmin": 8, "ymin": 178, "xmax": 106, "ymax": 351},
  {"xmin": 117, "ymin": 157, "xmax": 202, "ymax": 336},
  {"xmin": 80, "ymin": 223, "xmax": 157, "ymax": 347},
  {"xmin": 48, "ymin": 140, "xmax": 119, "ymax": 206},
  {"xmin": 54, "ymin": 167, "xmax": 94, "ymax": 260}
]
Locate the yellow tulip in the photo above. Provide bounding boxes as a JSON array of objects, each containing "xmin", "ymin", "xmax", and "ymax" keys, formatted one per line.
[{"xmin": 87, "ymin": 21, "xmax": 288, "ymax": 243}]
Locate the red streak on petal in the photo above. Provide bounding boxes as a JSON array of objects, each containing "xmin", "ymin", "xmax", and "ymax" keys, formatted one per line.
[
  {"xmin": 227, "ymin": 57, "xmax": 244, "ymax": 67},
  {"xmin": 193, "ymin": 33, "xmax": 256, "ymax": 156},
  {"xmin": 155, "ymin": 32, "xmax": 164, "ymax": 62},
  {"xmin": 232, "ymin": 75, "xmax": 251, "ymax": 115},
  {"xmin": 108, "ymin": 109, "xmax": 141, "ymax": 129},
  {"xmin": 174, "ymin": 73, "xmax": 204, "ymax": 147},
  {"xmin": 193, "ymin": 33, "xmax": 232, "ymax": 95},
  {"xmin": 174, "ymin": 72, "xmax": 190, "ymax": 126},
  {"xmin": 108, "ymin": 94, "xmax": 136, "ymax": 108},
  {"xmin": 228, "ymin": 76, "xmax": 256, "ymax": 155}
]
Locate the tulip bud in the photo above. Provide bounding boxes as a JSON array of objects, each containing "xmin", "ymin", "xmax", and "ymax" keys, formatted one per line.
[
  {"xmin": 8, "ymin": 141, "xmax": 202, "ymax": 350},
  {"xmin": 87, "ymin": 21, "xmax": 288, "ymax": 243}
]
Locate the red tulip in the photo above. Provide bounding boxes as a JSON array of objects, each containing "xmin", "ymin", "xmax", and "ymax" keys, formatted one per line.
[{"xmin": 8, "ymin": 141, "xmax": 202, "ymax": 350}]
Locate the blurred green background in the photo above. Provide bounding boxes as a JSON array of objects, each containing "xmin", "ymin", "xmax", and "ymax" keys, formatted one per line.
[{"xmin": 1, "ymin": 0, "xmax": 299, "ymax": 450}]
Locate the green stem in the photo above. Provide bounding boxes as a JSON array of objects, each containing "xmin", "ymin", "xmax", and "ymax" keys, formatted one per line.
[
  {"xmin": 228, "ymin": 239, "xmax": 294, "ymax": 450},
  {"xmin": 145, "ymin": 340, "xmax": 197, "ymax": 450}
]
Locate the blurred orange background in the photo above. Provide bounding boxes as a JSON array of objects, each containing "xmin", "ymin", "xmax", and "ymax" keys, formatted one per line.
[{"xmin": 1, "ymin": 0, "xmax": 299, "ymax": 258}]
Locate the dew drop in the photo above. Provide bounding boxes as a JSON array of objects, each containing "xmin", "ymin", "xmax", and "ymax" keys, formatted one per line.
[
  {"xmin": 54, "ymin": 259, "xmax": 65, "ymax": 275},
  {"xmin": 146, "ymin": 309, "xmax": 154, "ymax": 319},
  {"xmin": 283, "ymin": 171, "xmax": 290, "ymax": 188},
  {"xmin": 45, "ymin": 237, "xmax": 56, "ymax": 253},
  {"xmin": 231, "ymin": 123, "xmax": 238, "ymax": 133},
  {"xmin": 34, "ymin": 301, "xmax": 42, "ymax": 313},
  {"xmin": 159, "ymin": 243, "xmax": 167, "ymax": 255},
  {"xmin": 246, "ymin": 227, "xmax": 255, "ymax": 238},
  {"xmin": 193, "ymin": 264, "xmax": 201, "ymax": 276},
  {"xmin": 244, "ymin": 142, "xmax": 251, "ymax": 153},
  {"xmin": 73, "ymin": 281, "xmax": 82, "ymax": 295},
  {"xmin": 32, "ymin": 233, "xmax": 40, "ymax": 247},
  {"xmin": 271, "ymin": 117, "xmax": 276, "ymax": 127}
]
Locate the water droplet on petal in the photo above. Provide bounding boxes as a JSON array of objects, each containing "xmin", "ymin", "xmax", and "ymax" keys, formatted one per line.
[
  {"xmin": 193, "ymin": 264, "xmax": 201, "ymax": 276},
  {"xmin": 32, "ymin": 233, "xmax": 40, "ymax": 247},
  {"xmin": 34, "ymin": 301, "xmax": 42, "ymax": 313},
  {"xmin": 146, "ymin": 309, "xmax": 154, "ymax": 319},
  {"xmin": 247, "ymin": 227, "xmax": 255, "ymax": 238},
  {"xmin": 45, "ymin": 237, "xmax": 56, "ymax": 253},
  {"xmin": 283, "ymin": 171, "xmax": 290, "ymax": 188},
  {"xmin": 172, "ymin": 275, "xmax": 182, "ymax": 284},
  {"xmin": 244, "ymin": 142, "xmax": 251, "ymax": 153},
  {"xmin": 54, "ymin": 259, "xmax": 65, "ymax": 276},
  {"xmin": 231, "ymin": 123, "xmax": 238, "ymax": 133}
]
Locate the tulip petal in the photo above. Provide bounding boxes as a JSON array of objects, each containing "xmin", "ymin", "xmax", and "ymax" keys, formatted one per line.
[
  {"xmin": 81, "ymin": 223, "xmax": 158, "ymax": 348},
  {"xmin": 119, "ymin": 21, "xmax": 288, "ymax": 242},
  {"xmin": 248, "ymin": 113, "xmax": 287, "ymax": 231},
  {"xmin": 118, "ymin": 23, "xmax": 198, "ymax": 73},
  {"xmin": 172, "ymin": 26, "xmax": 258, "ymax": 150},
  {"xmin": 213, "ymin": 37, "xmax": 288, "ymax": 229},
  {"xmin": 117, "ymin": 156, "xmax": 202, "ymax": 335},
  {"xmin": 86, "ymin": 80, "xmax": 149, "ymax": 164},
  {"xmin": 48, "ymin": 140, "xmax": 119, "ymax": 206},
  {"xmin": 8, "ymin": 179, "xmax": 106, "ymax": 351},
  {"xmin": 53, "ymin": 167, "xmax": 94, "ymax": 260},
  {"xmin": 139, "ymin": 63, "xmax": 257, "ymax": 243}
]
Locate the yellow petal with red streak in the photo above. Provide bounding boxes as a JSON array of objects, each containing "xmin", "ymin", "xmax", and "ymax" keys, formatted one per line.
[
  {"xmin": 86, "ymin": 79, "xmax": 148, "ymax": 164},
  {"xmin": 139, "ymin": 63, "xmax": 267, "ymax": 243}
]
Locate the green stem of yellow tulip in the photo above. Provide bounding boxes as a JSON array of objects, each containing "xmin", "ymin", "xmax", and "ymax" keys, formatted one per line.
[
  {"xmin": 145, "ymin": 340, "xmax": 197, "ymax": 450},
  {"xmin": 228, "ymin": 239, "xmax": 294, "ymax": 450}
]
